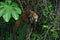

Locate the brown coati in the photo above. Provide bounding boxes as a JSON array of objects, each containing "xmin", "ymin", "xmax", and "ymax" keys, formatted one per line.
[{"xmin": 13, "ymin": 10, "xmax": 38, "ymax": 40}]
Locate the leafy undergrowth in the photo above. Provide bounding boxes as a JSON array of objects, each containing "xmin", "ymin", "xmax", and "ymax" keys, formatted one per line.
[{"xmin": 0, "ymin": 0, "xmax": 59, "ymax": 40}]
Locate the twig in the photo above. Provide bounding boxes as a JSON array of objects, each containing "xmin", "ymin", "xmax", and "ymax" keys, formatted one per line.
[
  {"xmin": 16, "ymin": 0, "xmax": 24, "ymax": 12},
  {"xmin": 26, "ymin": 24, "xmax": 33, "ymax": 40}
]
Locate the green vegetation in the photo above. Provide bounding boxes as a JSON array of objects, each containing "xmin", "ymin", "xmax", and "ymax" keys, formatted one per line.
[
  {"xmin": 0, "ymin": 0, "xmax": 59, "ymax": 40},
  {"xmin": 0, "ymin": 0, "xmax": 21, "ymax": 22}
]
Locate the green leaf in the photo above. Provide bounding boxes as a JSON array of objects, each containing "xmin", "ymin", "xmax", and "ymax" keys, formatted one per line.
[
  {"xmin": 48, "ymin": 5, "xmax": 52, "ymax": 8},
  {"xmin": 0, "ymin": 1, "xmax": 21, "ymax": 22},
  {"xmin": 0, "ymin": 8, "xmax": 6, "ymax": 17},
  {"xmin": 50, "ymin": 28, "xmax": 56, "ymax": 33},
  {"xmin": 0, "ymin": 2, "xmax": 5, "ymax": 8},
  {"xmin": 3, "ymin": 9, "xmax": 11, "ymax": 22},
  {"xmin": 32, "ymin": 36, "xmax": 36, "ymax": 40},
  {"xmin": 11, "ymin": 2, "xmax": 18, "ymax": 7},
  {"xmin": 39, "ymin": 3, "xmax": 44, "ymax": 7},
  {"xmin": 6, "ymin": 1, "xmax": 12, "ymax": 5},
  {"xmin": 0, "ymin": 6, "xmax": 4, "ymax": 9},
  {"xmin": 0, "ymin": 2, "xmax": 4, "ymax": 5},
  {"xmin": 14, "ymin": 7, "xmax": 22, "ymax": 14},
  {"xmin": 50, "ymin": 28, "xmax": 58, "ymax": 38},
  {"xmin": 43, "ymin": 25, "xmax": 49, "ymax": 29},
  {"xmin": 12, "ymin": 10, "xmax": 19, "ymax": 20},
  {"xmin": 43, "ymin": 10, "xmax": 49, "ymax": 17}
]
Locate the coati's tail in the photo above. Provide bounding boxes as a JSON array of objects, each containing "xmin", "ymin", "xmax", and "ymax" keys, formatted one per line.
[{"xmin": 12, "ymin": 17, "xmax": 22, "ymax": 40}]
